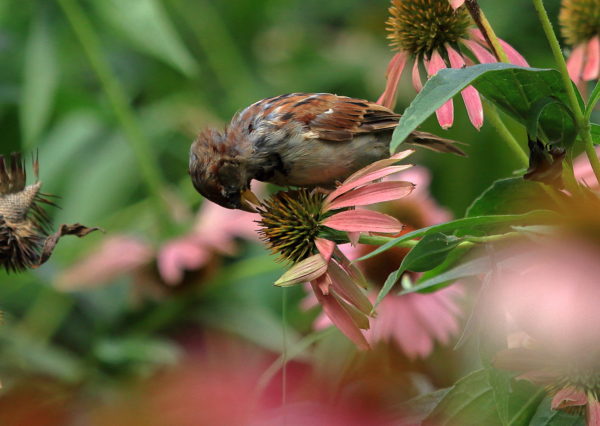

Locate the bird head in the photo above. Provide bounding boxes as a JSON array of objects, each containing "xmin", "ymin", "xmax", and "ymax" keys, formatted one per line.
[{"xmin": 189, "ymin": 128, "xmax": 259, "ymax": 212}]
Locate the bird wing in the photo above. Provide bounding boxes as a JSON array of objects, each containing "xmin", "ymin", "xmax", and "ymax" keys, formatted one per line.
[{"xmin": 245, "ymin": 93, "xmax": 400, "ymax": 143}]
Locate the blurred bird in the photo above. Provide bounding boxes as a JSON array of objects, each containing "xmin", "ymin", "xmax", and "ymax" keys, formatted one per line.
[{"xmin": 189, "ymin": 93, "xmax": 463, "ymax": 211}]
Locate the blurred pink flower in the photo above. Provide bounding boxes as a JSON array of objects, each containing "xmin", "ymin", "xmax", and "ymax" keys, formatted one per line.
[
  {"xmin": 58, "ymin": 200, "xmax": 259, "ymax": 291},
  {"xmin": 306, "ymin": 166, "xmax": 463, "ymax": 359},
  {"xmin": 380, "ymin": 0, "xmax": 528, "ymax": 129},
  {"xmin": 261, "ymin": 151, "xmax": 416, "ymax": 350},
  {"xmin": 560, "ymin": 0, "xmax": 600, "ymax": 88},
  {"xmin": 574, "ymin": 146, "xmax": 600, "ymax": 189}
]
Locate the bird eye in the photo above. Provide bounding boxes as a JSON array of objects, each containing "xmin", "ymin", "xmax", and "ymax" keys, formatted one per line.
[{"xmin": 247, "ymin": 123, "xmax": 254, "ymax": 133}]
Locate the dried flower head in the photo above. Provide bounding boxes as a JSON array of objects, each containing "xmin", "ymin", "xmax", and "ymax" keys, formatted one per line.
[
  {"xmin": 0, "ymin": 153, "xmax": 99, "ymax": 273},
  {"xmin": 0, "ymin": 153, "xmax": 54, "ymax": 272},
  {"xmin": 387, "ymin": 0, "xmax": 471, "ymax": 56}
]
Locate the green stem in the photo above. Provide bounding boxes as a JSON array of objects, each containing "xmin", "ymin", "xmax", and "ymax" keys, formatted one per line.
[
  {"xmin": 281, "ymin": 287, "xmax": 288, "ymax": 407},
  {"xmin": 531, "ymin": 0, "xmax": 600, "ymax": 184},
  {"xmin": 357, "ymin": 234, "xmax": 418, "ymax": 247},
  {"xmin": 58, "ymin": 0, "xmax": 175, "ymax": 231},
  {"xmin": 484, "ymin": 102, "xmax": 530, "ymax": 166},
  {"xmin": 465, "ymin": 1, "xmax": 510, "ymax": 63}
]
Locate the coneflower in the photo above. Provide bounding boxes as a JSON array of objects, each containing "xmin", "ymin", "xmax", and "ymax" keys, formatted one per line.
[
  {"xmin": 379, "ymin": 0, "xmax": 528, "ymax": 130},
  {"xmin": 560, "ymin": 0, "xmax": 600, "ymax": 86},
  {"xmin": 256, "ymin": 150, "xmax": 416, "ymax": 349}
]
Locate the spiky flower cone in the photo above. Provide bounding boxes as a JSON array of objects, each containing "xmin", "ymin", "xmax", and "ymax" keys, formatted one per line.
[
  {"xmin": 0, "ymin": 154, "xmax": 54, "ymax": 272},
  {"xmin": 560, "ymin": 0, "xmax": 600, "ymax": 46}
]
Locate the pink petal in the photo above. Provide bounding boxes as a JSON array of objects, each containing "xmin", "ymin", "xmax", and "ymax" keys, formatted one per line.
[
  {"xmin": 274, "ymin": 254, "xmax": 327, "ymax": 287},
  {"xmin": 449, "ymin": 0, "xmax": 465, "ymax": 9},
  {"xmin": 333, "ymin": 293, "xmax": 370, "ymax": 329},
  {"xmin": 446, "ymin": 45, "xmax": 484, "ymax": 129},
  {"xmin": 342, "ymin": 150, "xmax": 415, "ymax": 186},
  {"xmin": 158, "ymin": 239, "xmax": 210, "ymax": 285},
  {"xmin": 583, "ymin": 36, "xmax": 600, "ymax": 81},
  {"xmin": 333, "ymin": 246, "xmax": 368, "ymax": 289},
  {"xmin": 327, "ymin": 260, "xmax": 373, "ymax": 315},
  {"xmin": 310, "ymin": 281, "xmax": 370, "ymax": 350},
  {"xmin": 315, "ymin": 238, "xmax": 335, "ymax": 263},
  {"xmin": 412, "ymin": 59, "xmax": 423, "ymax": 92},
  {"xmin": 325, "ymin": 165, "xmax": 413, "ymax": 204},
  {"xmin": 377, "ymin": 52, "xmax": 408, "ymax": 109},
  {"xmin": 326, "ymin": 181, "xmax": 415, "ymax": 210},
  {"xmin": 322, "ymin": 209, "xmax": 403, "ymax": 233},
  {"xmin": 567, "ymin": 44, "xmax": 586, "ymax": 84},
  {"xmin": 463, "ymin": 39, "xmax": 497, "ymax": 64},
  {"xmin": 347, "ymin": 232, "xmax": 360, "ymax": 246},
  {"xmin": 498, "ymin": 38, "xmax": 530, "ymax": 67},
  {"xmin": 315, "ymin": 273, "xmax": 331, "ymax": 295},
  {"xmin": 428, "ymin": 50, "xmax": 454, "ymax": 129},
  {"xmin": 587, "ymin": 399, "xmax": 600, "ymax": 426},
  {"xmin": 552, "ymin": 386, "xmax": 588, "ymax": 410}
]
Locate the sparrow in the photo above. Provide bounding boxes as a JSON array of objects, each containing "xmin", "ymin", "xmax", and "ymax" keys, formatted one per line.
[{"xmin": 189, "ymin": 92, "xmax": 463, "ymax": 211}]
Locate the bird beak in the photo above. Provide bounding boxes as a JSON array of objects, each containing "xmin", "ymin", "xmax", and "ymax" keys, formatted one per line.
[{"xmin": 240, "ymin": 189, "xmax": 260, "ymax": 212}]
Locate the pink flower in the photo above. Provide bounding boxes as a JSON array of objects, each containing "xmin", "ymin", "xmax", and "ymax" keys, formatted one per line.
[
  {"xmin": 305, "ymin": 166, "xmax": 463, "ymax": 358},
  {"xmin": 58, "ymin": 200, "xmax": 259, "ymax": 292},
  {"xmin": 560, "ymin": 0, "xmax": 600, "ymax": 88},
  {"xmin": 574, "ymin": 146, "xmax": 600, "ymax": 188},
  {"xmin": 258, "ymin": 151, "xmax": 416, "ymax": 349},
  {"xmin": 380, "ymin": 0, "xmax": 528, "ymax": 129}
]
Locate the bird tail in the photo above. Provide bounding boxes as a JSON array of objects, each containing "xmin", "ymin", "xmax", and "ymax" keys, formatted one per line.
[{"xmin": 405, "ymin": 131, "xmax": 467, "ymax": 157}]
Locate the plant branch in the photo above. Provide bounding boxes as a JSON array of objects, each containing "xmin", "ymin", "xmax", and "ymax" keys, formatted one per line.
[{"xmin": 531, "ymin": 0, "xmax": 600, "ymax": 184}]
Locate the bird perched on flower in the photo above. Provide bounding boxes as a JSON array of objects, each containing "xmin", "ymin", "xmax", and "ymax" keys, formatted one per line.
[{"xmin": 189, "ymin": 92, "xmax": 463, "ymax": 211}]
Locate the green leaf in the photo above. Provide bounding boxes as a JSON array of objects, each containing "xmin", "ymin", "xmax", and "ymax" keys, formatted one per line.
[
  {"xmin": 529, "ymin": 396, "xmax": 585, "ymax": 426},
  {"xmin": 391, "ymin": 64, "xmax": 575, "ymax": 153},
  {"xmin": 466, "ymin": 178, "xmax": 559, "ymax": 217},
  {"xmin": 357, "ymin": 211, "xmax": 556, "ymax": 262},
  {"xmin": 400, "ymin": 253, "xmax": 491, "ymax": 295},
  {"xmin": 20, "ymin": 13, "xmax": 58, "ymax": 147},
  {"xmin": 526, "ymin": 97, "xmax": 576, "ymax": 145},
  {"xmin": 423, "ymin": 369, "xmax": 501, "ymax": 426},
  {"xmin": 486, "ymin": 368, "xmax": 545, "ymax": 426},
  {"xmin": 373, "ymin": 233, "xmax": 462, "ymax": 309},
  {"xmin": 94, "ymin": 0, "xmax": 198, "ymax": 77},
  {"xmin": 395, "ymin": 389, "xmax": 451, "ymax": 424},
  {"xmin": 584, "ymin": 80, "xmax": 600, "ymax": 120}
]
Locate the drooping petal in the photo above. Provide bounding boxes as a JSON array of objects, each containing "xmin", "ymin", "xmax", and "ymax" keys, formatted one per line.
[
  {"xmin": 463, "ymin": 39, "xmax": 497, "ymax": 64},
  {"xmin": 428, "ymin": 50, "xmax": 454, "ymax": 129},
  {"xmin": 448, "ymin": 0, "xmax": 465, "ymax": 9},
  {"xmin": 333, "ymin": 293, "xmax": 371, "ymax": 330},
  {"xmin": 567, "ymin": 44, "xmax": 586, "ymax": 85},
  {"xmin": 412, "ymin": 58, "xmax": 423, "ymax": 92},
  {"xmin": 583, "ymin": 36, "xmax": 600, "ymax": 81},
  {"xmin": 326, "ymin": 181, "xmax": 415, "ymax": 210},
  {"xmin": 323, "ymin": 209, "xmax": 403, "ymax": 234},
  {"xmin": 314, "ymin": 273, "xmax": 331, "ymax": 295},
  {"xmin": 587, "ymin": 398, "xmax": 600, "ymax": 426},
  {"xmin": 310, "ymin": 280, "xmax": 370, "ymax": 350},
  {"xmin": 315, "ymin": 237, "xmax": 335, "ymax": 263},
  {"xmin": 551, "ymin": 386, "xmax": 588, "ymax": 410},
  {"xmin": 377, "ymin": 52, "xmax": 409, "ymax": 109},
  {"xmin": 333, "ymin": 246, "xmax": 368, "ymax": 289},
  {"xmin": 325, "ymin": 165, "xmax": 413, "ymax": 204},
  {"xmin": 327, "ymin": 259, "xmax": 373, "ymax": 315},
  {"xmin": 446, "ymin": 45, "xmax": 484, "ymax": 129},
  {"xmin": 274, "ymin": 254, "xmax": 327, "ymax": 287},
  {"xmin": 342, "ymin": 150, "xmax": 414, "ymax": 185},
  {"xmin": 499, "ymin": 38, "xmax": 529, "ymax": 67}
]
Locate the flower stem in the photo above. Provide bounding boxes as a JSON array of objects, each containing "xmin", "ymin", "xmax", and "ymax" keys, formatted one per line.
[
  {"xmin": 58, "ymin": 0, "xmax": 176, "ymax": 232},
  {"xmin": 464, "ymin": 1, "xmax": 509, "ymax": 63},
  {"xmin": 483, "ymin": 102, "xmax": 530, "ymax": 166},
  {"xmin": 281, "ymin": 287, "xmax": 288, "ymax": 408},
  {"xmin": 531, "ymin": 0, "xmax": 600, "ymax": 184},
  {"xmin": 357, "ymin": 234, "xmax": 419, "ymax": 247}
]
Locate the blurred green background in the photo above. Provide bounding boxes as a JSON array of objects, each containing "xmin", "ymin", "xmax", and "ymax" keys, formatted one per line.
[{"xmin": 0, "ymin": 0, "xmax": 565, "ymax": 422}]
